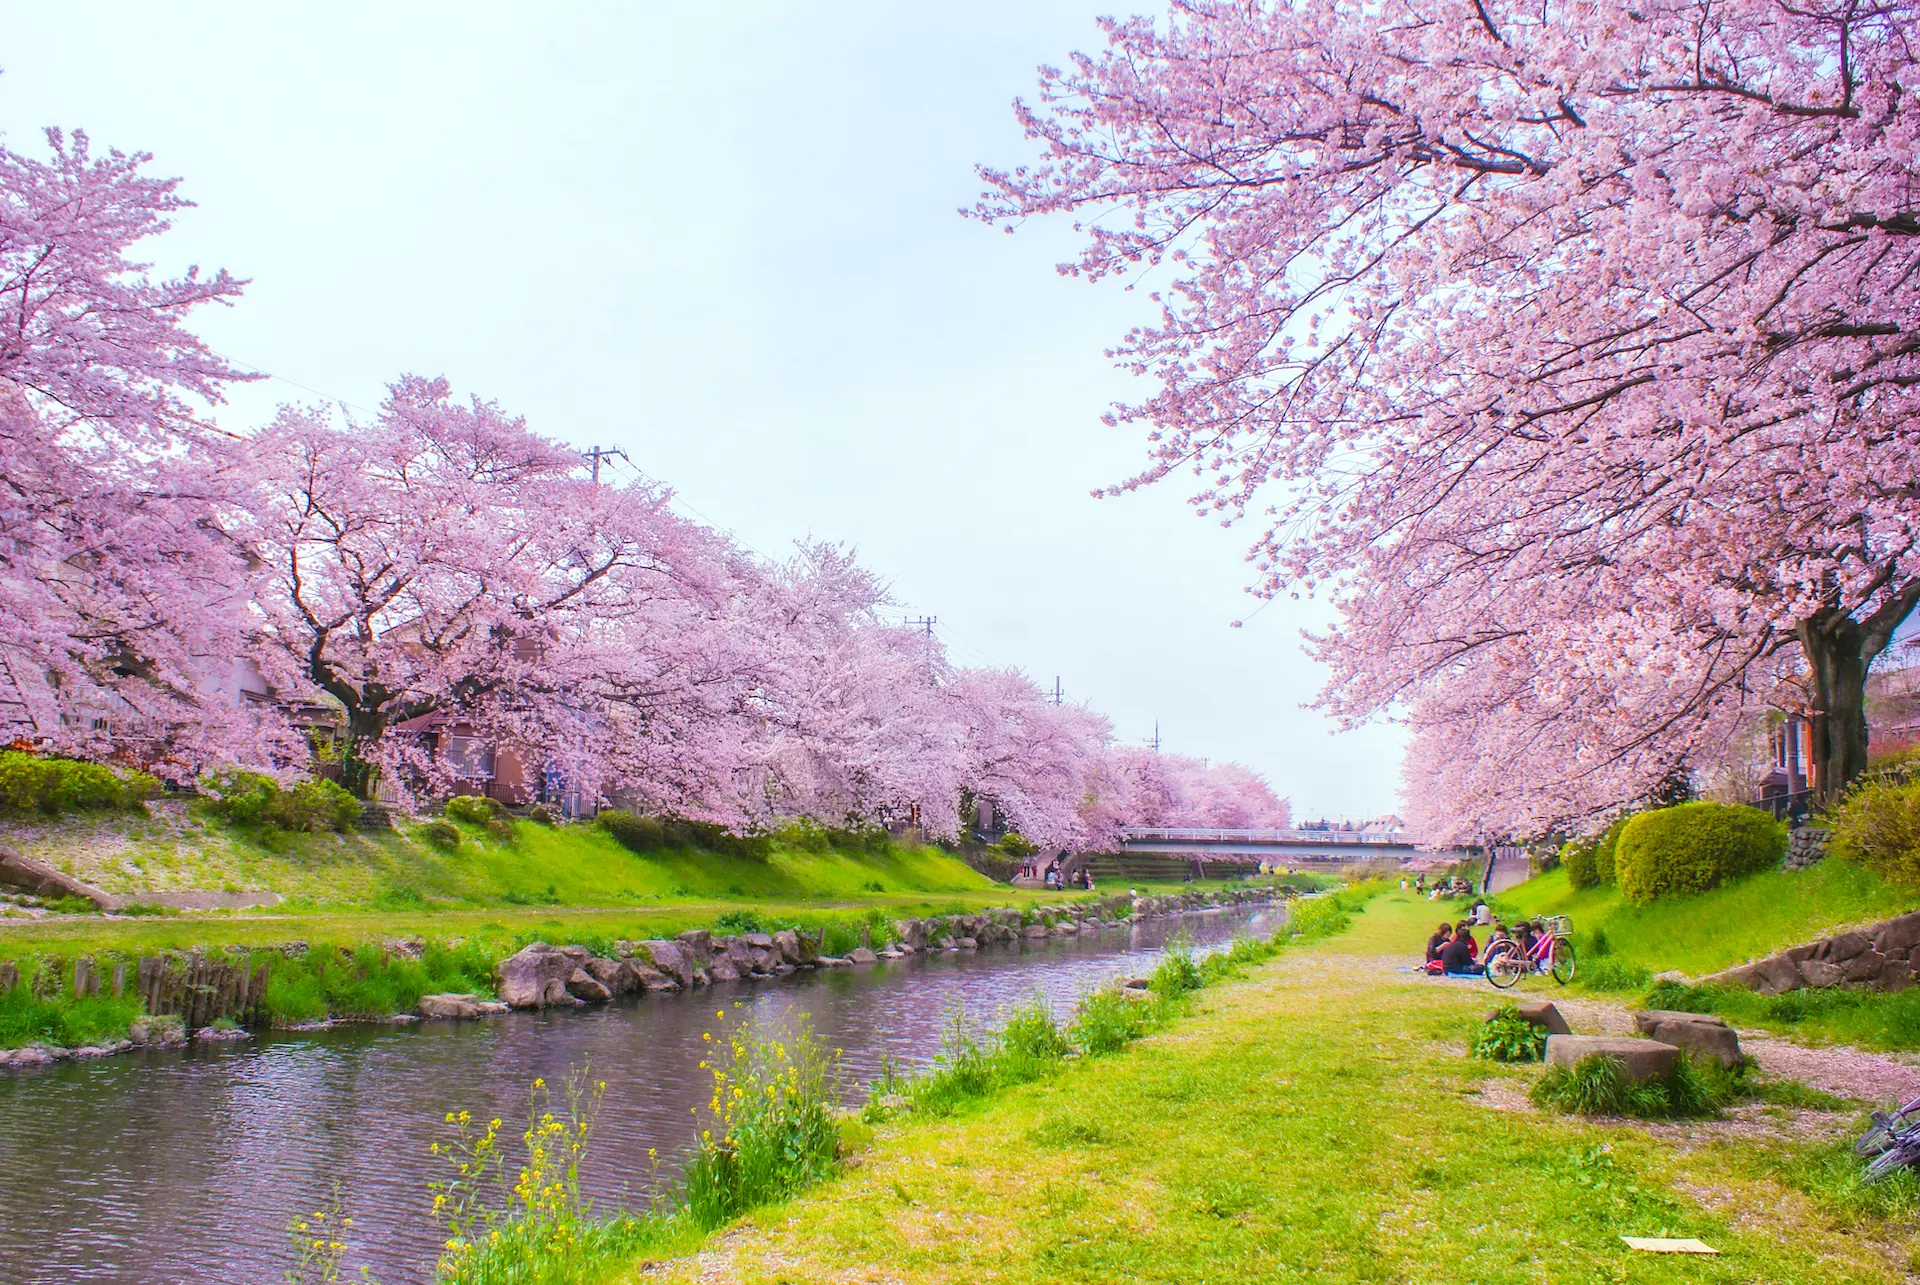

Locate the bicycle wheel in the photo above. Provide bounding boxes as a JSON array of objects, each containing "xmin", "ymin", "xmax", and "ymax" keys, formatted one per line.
[
  {"xmin": 1484, "ymin": 943, "xmax": 1525, "ymax": 990},
  {"xmin": 1550, "ymin": 936, "xmax": 1577, "ymax": 985},
  {"xmin": 1863, "ymin": 1141, "xmax": 1920, "ymax": 1184},
  {"xmin": 1858, "ymin": 1105, "xmax": 1920, "ymax": 1158}
]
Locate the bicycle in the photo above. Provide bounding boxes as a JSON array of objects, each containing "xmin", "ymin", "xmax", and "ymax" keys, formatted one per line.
[
  {"xmin": 1857, "ymin": 1094, "xmax": 1920, "ymax": 1183},
  {"xmin": 1484, "ymin": 916, "xmax": 1576, "ymax": 989}
]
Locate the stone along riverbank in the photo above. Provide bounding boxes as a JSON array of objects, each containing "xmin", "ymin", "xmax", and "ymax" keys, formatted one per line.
[
  {"xmin": 0, "ymin": 886, "xmax": 1279, "ymax": 1069},
  {"xmin": 0, "ymin": 897, "xmax": 1282, "ymax": 1285}
]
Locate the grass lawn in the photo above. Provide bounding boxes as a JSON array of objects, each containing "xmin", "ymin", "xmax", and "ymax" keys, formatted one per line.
[
  {"xmin": 1494, "ymin": 861, "xmax": 1916, "ymax": 977},
  {"xmin": 628, "ymin": 892, "xmax": 1913, "ymax": 1285}
]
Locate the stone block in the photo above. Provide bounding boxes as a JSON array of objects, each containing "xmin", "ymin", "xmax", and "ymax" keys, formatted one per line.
[
  {"xmin": 1798, "ymin": 959, "xmax": 1847, "ymax": 989},
  {"xmin": 1633, "ymin": 1014, "xmax": 1743, "ymax": 1067},
  {"xmin": 1825, "ymin": 932, "xmax": 1871, "ymax": 965},
  {"xmin": 1544, "ymin": 1035, "xmax": 1679, "ymax": 1084},
  {"xmin": 1752, "ymin": 954, "xmax": 1804, "ymax": 996},
  {"xmin": 1874, "ymin": 911, "xmax": 1920, "ymax": 955},
  {"xmin": 417, "ymin": 993, "xmax": 484, "ymax": 1020},
  {"xmin": 1843, "ymin": 950, "xmax": 1888, "ymax": 984},
  {"xmin": 1492, "ymin": 1001, "xmax": 1572, "ymax": 1035}
]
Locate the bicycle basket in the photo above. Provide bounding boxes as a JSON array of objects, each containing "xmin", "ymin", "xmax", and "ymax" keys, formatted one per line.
[{"xmin": 1544, "ymin": 915, "xmax": 1574, "ymax": 937}]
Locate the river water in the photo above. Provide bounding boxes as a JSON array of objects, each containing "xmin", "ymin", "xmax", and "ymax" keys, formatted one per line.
[{"xmin": 0, "ymin": 904, "xmax": 1279, "ymax": 1285}]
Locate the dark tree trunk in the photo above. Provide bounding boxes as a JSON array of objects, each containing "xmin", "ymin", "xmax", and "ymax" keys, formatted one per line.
[
  {"xmin": 1796, "ymin": 609, "xmax": 1870, "ymax": 806},
  {"xmin": 1797, "ymin": 579, "xmax": 1920, "ymax": 806}
]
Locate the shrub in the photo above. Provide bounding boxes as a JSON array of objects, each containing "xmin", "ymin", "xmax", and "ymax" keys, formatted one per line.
[
  {"xmin": 712, "ymin": 909, "xmax": 767, "ymax": 934},
  {"xmin": 1828, "ymin": 775, "xmax": 1920, "ymax": 886},
  {"xmin": 200, "ymin": 770, "xmax": 361, "ymax": 833},
  {"xmin": 1285, "ymin": 895, "xmax": 1351, "ymax": 941},
  {"xmin": 998, "ymin": 997, "xmax": 1070, "ymax": 1081},
  {"xmin": 1530, "ymin": 1052, "xmax": 1722, "ymax": 1119},
  {"xmin": 0, "ymin": 751, "xmax": 157, "ymax": 817},
  {"xmin": 1471, "ymin": 1006, "xmax": 1547, "ymax": 1062},
  {"xmin": 1562, "ymin": 838, "xmax": 1599, "ymax": 889},
  {"xmin": 445, "ymin": 794, "xmax": 513, "ymax": 838},
  {"xmin": 420, "ymin": 820, "xmax": 461, "ymax": 851},
  {"xmin": 1593, "ymin": 818, "xmax": 1624, "ymax": 885},
  {"xmin": 1148, "ymin": 933, "xmax": 1202, "ymax": 997},
  {"xmin": 1615, "ymin": 801, "xmax": 1787, "ymax": 903},
  {"xmin": 597, "ymin": 809, "xmax": 667, "ymax": 854}
]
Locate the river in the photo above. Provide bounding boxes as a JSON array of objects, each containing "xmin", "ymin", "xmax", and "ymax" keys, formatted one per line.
[{"xmin": 0, "ymin": 904, "xmax": 1279, "ymax": 1284}]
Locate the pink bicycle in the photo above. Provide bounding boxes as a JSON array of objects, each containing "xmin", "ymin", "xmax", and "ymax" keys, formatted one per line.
[{"xmin": 1483, "ymin": 916, "xmax": 1576, "ymax": 989}]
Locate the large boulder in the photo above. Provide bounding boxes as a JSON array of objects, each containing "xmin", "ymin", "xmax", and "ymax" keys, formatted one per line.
[
  {"xmin": 641, "ymin": 941, "xmax": 694, "ymax": 989},
  {"xmin": 1632, "ymin": 1010, "xmax": 1742, "ymax": 1067},
  {"xmin": 708, "ymin": 955, "xmax": 743, "ymax": 982},
  {"xmin": 1544, "ymin": 1035, "xmax": 1679, "ymax": 1084},
  {"xmin": 894, "ymin": 919, "xmax": 928, "ymax": 951},
  {"xmin": 773, "ymin": 930, "xmax": 804, "ymax": 966},
  {"xmin": 677, "ymin": 929, "xmax": 713, "ymax": 961},
  {"xmin": 418, "ymin": 993, "xmax": 485, "ymax": 1020},
  {"xmin": 625, "ymin": 957, "xmax": 678, "ymax": 991},
  {"xmin": 565, "ymin": 969, "xmax": 613, "ymax": 1004},
  {"xmin": 495, "ymin": 943, "xmax": 579, "ymax": 1009},
  {"xmin": 584, "ymin": 958, "xmax": 636, "ymax": 997}
]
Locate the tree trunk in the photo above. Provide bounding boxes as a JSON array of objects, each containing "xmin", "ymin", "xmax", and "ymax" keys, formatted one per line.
[
  {"xmin": 1797, "ymin": 609, "xmax": 1874, "ymax": 806},
  {"xmin": 340, "ymin": 710, "xmax": 387, "ymax": 801}
]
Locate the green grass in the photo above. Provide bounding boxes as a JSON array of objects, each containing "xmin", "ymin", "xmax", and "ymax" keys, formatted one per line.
[
  {"xmin": 1493, "ymin": 858, "xmax": 1920, "ymax": 1049},
  {"xmin": 1496, "ymin": 858, "xmax": 1914, "ymax": 977},
  {"xmin": 613, "ymin": 892, "xmax": 1907, "ymax": 1285}
]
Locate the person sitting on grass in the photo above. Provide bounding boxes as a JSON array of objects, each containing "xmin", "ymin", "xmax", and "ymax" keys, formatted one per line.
[
  {"xmin": 1425, "ymin": 922, "xmax": 1452, "ymax": 963},
  {"xmin": 1453, "ymin": 918, "xmax": 1478, "ymax": 959},
  {"xmin": 1439, "ymin": 924, "xmax": 1482, "ymax": 976}
]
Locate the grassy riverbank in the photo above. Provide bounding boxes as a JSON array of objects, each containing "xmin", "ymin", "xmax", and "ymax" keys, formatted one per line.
[
  {"xmin": 1494, "ymin": 859, "xmax": 1920, "ymax": 1051},
  {"xmin": 614, "ymin": 892, "xmax": 1909, "ymax": 1285}
]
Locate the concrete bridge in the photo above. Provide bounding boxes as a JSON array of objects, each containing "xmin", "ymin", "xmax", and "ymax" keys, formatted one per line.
[{"xmin": 1118, "ymin": 826, "xmax": 1456, "ymax": 862}]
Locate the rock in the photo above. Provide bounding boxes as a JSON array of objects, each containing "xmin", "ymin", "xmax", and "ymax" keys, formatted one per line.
[
  {"xmin": 624, "ymin": 957, "xmax": 677, "ymax": 991},
  {"xmin": 1751, "ymin": 954, "xmax": 1805, "ymax": 996},
  {"xmin": 1544, "ymin": 1035, "xmax": 1679, "ymax": 1084},
  {"xmin": 1491, "ymin": 1000, "xmax": 1572, "ymax": 1035},
  {"xmin": 565, "ymin": 969, "xmax": 613, "ymax": 1003},
  {"xmin": 418, "ymin": 993, "xmax": 485, "ymax": 1020},
  {"xmin": 676, "ymin": 929, "xmax": 713, "ymax": 960},
  {"xmin": 1874, "ymin": 911, "xmax": 1920, "ymax": 955},
  {"xmin": 773, "ymin": 962, "xmax": 796, "ymax": 976},
  {"xmin": 495, "ymin": 943, "xmax": 580, "ymax": 1009},
  {"xmin": 956, "ymin": 937, "xmax": 978, "ymax": 950},
  {"xmin": 1633, "ymin": 1012, "xmax": 1743, "ymax": 1067},
  {"xmin": 476, "ymin": 1001, "xmax": 509, "ymax": 1016},
  {"xmin": 1121, "ymin": 977, "xmax": 1150, "ymax": 990},
  {"xmin": 2, "ymin": 1046, "xmax": 54, "ymax": 1067},
  {"xmin": 1632, "ymin": 1010, "xmax": 1727, "ymax": 1032},
  {"xmin": 384, "ymin": 1014, "xmax": 420, "ymax": 1025},
  {"xmin": 1844, "ymin": 950, "xmax": 1890, "ymax": 984},
  {"xmin": 877, "ymin": 947, "xmax": 905, "ymax": 960},
  {"xmin": 710, "ymin": 956, "xmax": 745, "ymax": 982},
  {"xmin": 584, "ymin": 958, "xmax": 635, "ymax": 997},
  {"xmin": 795, "ymin": 931, "xmax": 821, "ymax": 965},
  {"xmin": 773, "ymin": 930, "xmax": 804, "ymax": 965},
  {"xmin": 817, "ymin": 956, "xmax": 851, "ymax": 967},
  {"xmin": 1798, "ymin": 959, "xmax": 1848, "ymax": 989},
  {"xmin": 1824, "ymin": 931, "xmax": 1872, "ymax": 964},
  {"xmin": 847, "ymin": 947, "xmax": 878, "ymax": 965},
  {"xmin": 1022, "ymin": 924, "xmax": 1049, "ymax": 940},
  {"xmin": 894, "ymin": 919, "xmax": 928, "ymax": 951},
  {"xmin": 1051, "ymin": 921, "xmax": 1077, "ymax": 936},
  {"xmin": 193, "ymin": 1025, "xmax": 250, "ymax": 1043},
  {"xmin": 641, "ymin": 941, "xmax": 694, "ymax": 989}
]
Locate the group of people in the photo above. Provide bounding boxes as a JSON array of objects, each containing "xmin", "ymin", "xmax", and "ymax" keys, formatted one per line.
[
  {"xmin": 1022, "ymin": 858, "xmax": 1096, "ymax": 890},
  {"xmin": 1422, "ymin": 907, "xmax": 1546, "ymax": 977}
]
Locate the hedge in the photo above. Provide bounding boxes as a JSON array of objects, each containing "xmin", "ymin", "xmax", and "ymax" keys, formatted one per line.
[
  {"xmin": 1615, "ymin": 802, "xmax": 1787, "ymax": 903},
  {"xmin": 0, "ymin": 752, "xmax": 158, "ymax": 817}
]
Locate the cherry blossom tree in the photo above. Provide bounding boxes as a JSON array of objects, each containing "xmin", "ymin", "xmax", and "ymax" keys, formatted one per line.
[
  {"xmin": 0, "ymin": 125, "xmax": 264, "ymax": 772},
  {"xmin": 236, "ymin": 376, "xmax": 761, "ymax": 801},
  {"xmin": 979, "ymin": 0, "xmax": 1920, "ymax": 809}
]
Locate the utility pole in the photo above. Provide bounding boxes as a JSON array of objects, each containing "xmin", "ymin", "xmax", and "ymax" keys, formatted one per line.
[
  {"xmin": 582, "ymin": 444, "xmax": 628, "ymax": 484},
  {"xmin": 1051, "ymin": 676, "xmax": 1063, "ymax": 706},
  {"xmin": 906, "ymin": 615, "xmax": 938, "ymax": 639},
  {"xmin": 1150, "ymin": 721, "xmax": 1161, "ymax": 752}
]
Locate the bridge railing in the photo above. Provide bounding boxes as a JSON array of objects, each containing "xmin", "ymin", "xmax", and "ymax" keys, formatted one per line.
[{"xmin": 1118, "ymin": 827, "xmax": 1417, "ymax": 845}]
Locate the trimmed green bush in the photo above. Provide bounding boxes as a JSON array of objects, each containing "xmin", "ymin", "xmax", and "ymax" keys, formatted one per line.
[
  {"xmin": 444, "ymin": 793, "xmax": 513, "ymax": 838},
  {"xmin": 1562, "ymin": 838, "xmax": 1599, "ymax": 889},
  {"xmin": 1828, "ymin": 776, "xmax": 1920, "ymax": 886},
  {"xmin": 200, "ymin": 770, "xmax": 361, "ymax": 833},
  {"xmin": 1615, "ymin": 802, "xmax": 1787, "ymax": 904},
  {"xmin": 0, "ymin": 751, "xmax": 157, "ymax": 817},
  {"xmin": 1593, "ymin": 818, "xmax": 1624, "ymax": 885},
  {"xmin": 598, "ymin": 809, "xmax": 667, "ymax": 853},
  {"xmin": 419, "ymin": 819, "xmax": 461, "ymax": 851}
]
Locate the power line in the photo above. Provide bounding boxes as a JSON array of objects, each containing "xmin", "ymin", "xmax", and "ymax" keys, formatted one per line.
[{"xmin": 582, "ymin": 445, "xmax": 628, "ymax": 485}]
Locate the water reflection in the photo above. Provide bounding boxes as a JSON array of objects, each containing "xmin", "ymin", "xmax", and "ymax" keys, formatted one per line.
[{"xmin": 0, "ymin": 906, "xmax": 1277, "ymax": 1285}]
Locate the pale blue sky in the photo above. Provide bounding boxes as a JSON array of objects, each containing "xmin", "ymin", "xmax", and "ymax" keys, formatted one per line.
[{"xmin": 0, "ymin": 1, "xmax": 1406, "ymax": 819}]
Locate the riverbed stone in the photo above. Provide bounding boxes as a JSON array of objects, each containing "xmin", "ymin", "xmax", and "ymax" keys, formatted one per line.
[
  {"xmin": 707, "ymin": 956, "xmax": 742, "ymax": 982},
  {"xmin": 583, "ymin": 958, "xmax": 635, "ymax": 997},
  {"xmin": 894, "ymin": 919, "xmax": 928, "ymax": 950},
  {"xmin": 847, "ymin": 947, "xmax": 878, "ymax": 965},
  {"xmin": 676, "ymin": 929, "xmax": 713, "ymax": 960},
  {"xmin": 773, "ymin": 930, "xmax": 803, "ymax": 965},
  {"xmin": 418, "ymin": 993, "xmax": 486, "ymax": 1020},
  {"xmin": 496, "ymin": 943, "xmax": 581, "ymax": 1009},
  {"xmin": 565, "ymin": 969, "xmax": 613, "ymax": 1004},
  {"xmin": 128, "ymin": 1014, "xmax": 185, "ymax": 1045},
  {"xmin": 1022, "ymin": 924, "xmax": 1048, "ymax": 940},
  {"xmin": 956, "ymin": 937, "xmax": 978, "ymax": 950},
  {"xmin": 640, "ymin": 941, "xmax": 694, "ymax": 989},
  {"xmin": 1544, "ymin": 1035, "xmax": 1679, "ymax": 1084}
]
